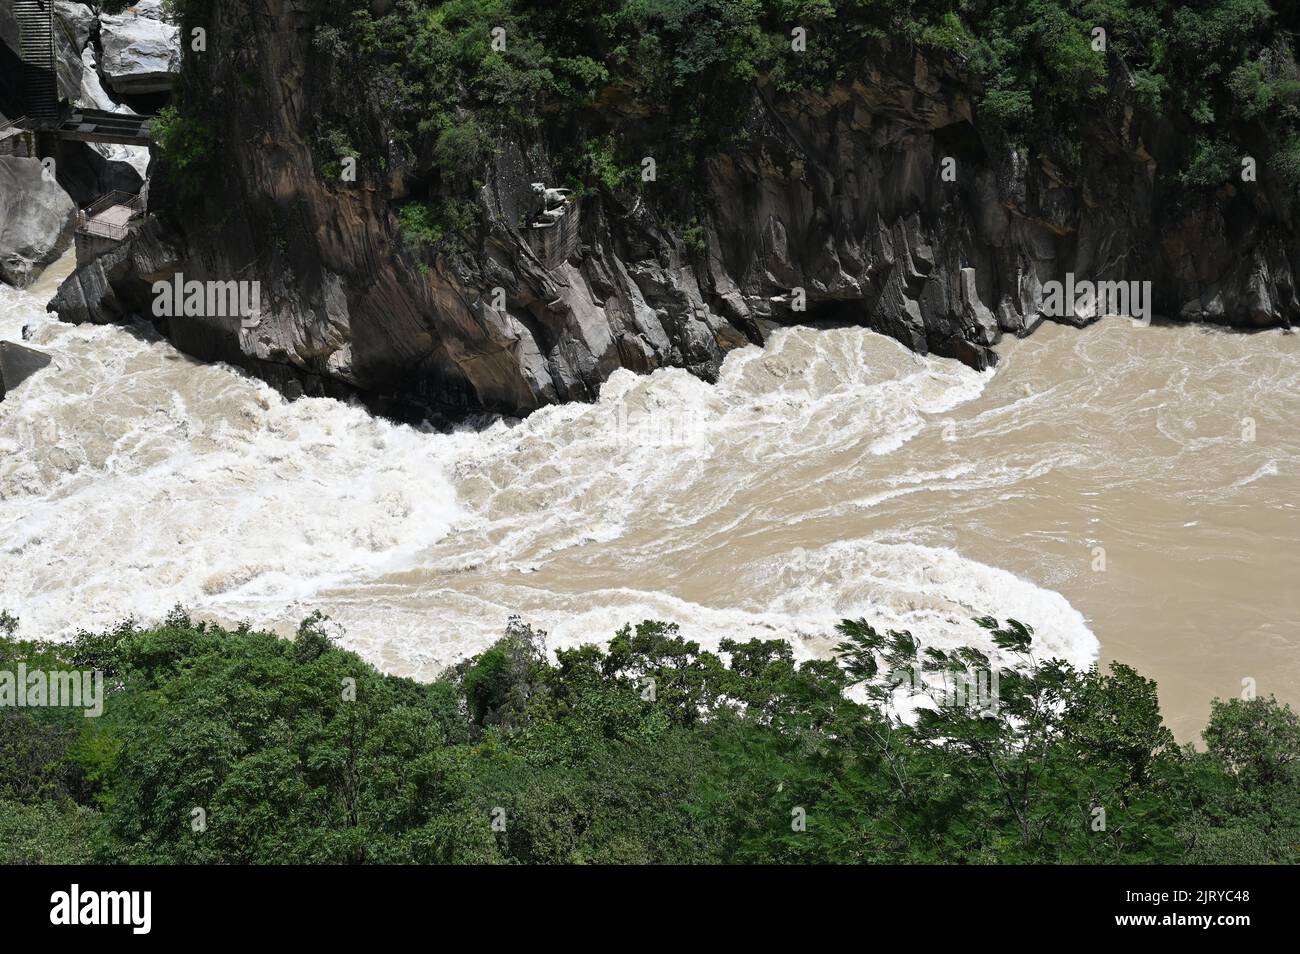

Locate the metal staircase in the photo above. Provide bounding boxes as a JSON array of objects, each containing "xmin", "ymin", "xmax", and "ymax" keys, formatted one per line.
[{"xmin": 14, "ymin": 0, "xmax": 59, "ymax": 121}]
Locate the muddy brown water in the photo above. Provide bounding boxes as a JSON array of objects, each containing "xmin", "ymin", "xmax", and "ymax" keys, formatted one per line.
[{"xmin": 3, "ymin": 262, "xmax": 1296, "ymax": 740}]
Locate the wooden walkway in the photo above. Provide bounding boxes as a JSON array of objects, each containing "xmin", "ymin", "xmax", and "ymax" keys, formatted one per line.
[{"xmin": 55, "ymin": 109, "xmax": 154, "ymax": 146}]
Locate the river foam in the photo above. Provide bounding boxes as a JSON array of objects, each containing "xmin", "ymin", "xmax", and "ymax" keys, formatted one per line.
[
  {"xmin": 5, "ymin": 276, "xmax": 1297, "ymax": 738},
  {"xmin": 1, "ymin": 277, "xmax": 1097, "ymax": 681}
]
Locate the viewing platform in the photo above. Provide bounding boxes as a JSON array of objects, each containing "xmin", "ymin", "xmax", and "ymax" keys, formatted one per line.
[
  {"xmin": 74, "ymin": 187, "xmax": 150, "ymax": 263},
  {"xmin": 77, "ymin": 190, "xmax": 147, "ymax": 241}
]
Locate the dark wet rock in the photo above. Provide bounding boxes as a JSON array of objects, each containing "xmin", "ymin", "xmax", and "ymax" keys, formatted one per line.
[
  {"xmin": 0, "ymin": 341, "xmax": 53, "ymax": 401},
  {"xmin": 50, "ymin": 216, "xmax": 179, "ymax": 324}
]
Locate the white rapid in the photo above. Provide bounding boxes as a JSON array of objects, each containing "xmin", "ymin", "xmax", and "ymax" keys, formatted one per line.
[{"xmin": 3, "ymin": 265, "xmax": 1297, "ymax": 738}]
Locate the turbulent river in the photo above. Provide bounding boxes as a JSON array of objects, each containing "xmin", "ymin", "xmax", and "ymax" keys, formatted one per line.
[{"xmin": 3, "ymin": 253, "xmax": 1297, "ymax": 739}]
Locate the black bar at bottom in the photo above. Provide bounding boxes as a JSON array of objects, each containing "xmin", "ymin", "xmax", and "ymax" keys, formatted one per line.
[{"xmin": 0, "ymin": 864, "xmax": 1281, "ymax": 940}]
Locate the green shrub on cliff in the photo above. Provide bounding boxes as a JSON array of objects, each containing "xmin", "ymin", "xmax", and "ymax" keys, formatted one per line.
[
  {"xmin": 314, "ymin": 123, "xmax": 360, "ymax": 181},
  {"xmin": 310, "ymin": 0, "xmax": 1300, "ymax": 203},
  {"xmin": 1274, "ymin": 132, "xmax": 1300, "ymax": 190},
  {"xmin": 398, "ymin": 197, "xmax": 482, "ymax": 250},
  {"xmin": 1, "ymin": 607, "xmax": 1297, "ymax": 864},
  {"xmin": 152, "ymin": 105, "xmax": 218, "ymax": 199},
  {"xmin": 583, "ymin": 134, "xmax": 630, "ymax": 191},
  {"xmin": 1228, "ymin": 54, "xmax": 1300, "ymax": 120},
  {"xmin": 1180, "ymin": 134, "xmax": 1238, "ymax": 187}
]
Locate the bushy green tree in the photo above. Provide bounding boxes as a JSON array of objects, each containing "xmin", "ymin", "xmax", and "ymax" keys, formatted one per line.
[{"xmin": 1, "ymin": 607, "xmax": 1296, "ymax": 864}]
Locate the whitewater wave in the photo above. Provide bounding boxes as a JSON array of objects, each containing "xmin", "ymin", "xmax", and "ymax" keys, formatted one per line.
[
  {"xmin": 3, "ymin": 283, "xmax": 1091, "ymax": 678},
  {"xmin": 1, "ymin": 286, "xmax": 460, "ymax": 637},
  {"xmin": 6, "ymin": 279, "xmax": 1298, "ymax": 739}
]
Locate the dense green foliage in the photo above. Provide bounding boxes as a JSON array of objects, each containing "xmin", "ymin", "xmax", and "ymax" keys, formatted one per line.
[
  {"xmin": 150, "ymin": 105, "xmax": 218, "ymax": 199},
  {"xmin": 313, "ymin": 0, "xmax": 1300, "ymax": 190},
  {"xmin": 397, "ymin": 197, "xmax": 483, "ymax": 251},
  {"xmin": 1, "ymin": 607, "xmax": 1296, "ymax": 864}
]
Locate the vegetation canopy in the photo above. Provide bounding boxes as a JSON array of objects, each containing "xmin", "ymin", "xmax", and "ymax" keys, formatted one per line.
[
  {"xmin": 1, "ymin": 608, "xmax": 1295, "ymax": 864},
  {"xmin": 315, "ymin": 0, "xmax": 1300, "ymax": 188}
]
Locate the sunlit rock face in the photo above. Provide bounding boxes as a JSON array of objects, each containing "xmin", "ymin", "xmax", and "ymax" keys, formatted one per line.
[
  {"xmin": 98, "ymin": 8, "xmax": 180, "ymax": 96},
  {"xmin": 0, "ymin": 157, "xmax": 75, "ymax": 290},
  {"xmin": 50, "ymin": 2, "xmax": 1300, "ymax": 419},
  {"xmin": 54, "ymin": 2, "xmax": 96, "ymax": 52}
]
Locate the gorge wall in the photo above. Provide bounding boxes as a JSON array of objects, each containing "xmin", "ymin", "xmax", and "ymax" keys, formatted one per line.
[
  {"xmin": 52, "ymin": 0, "xmax": 1300, "ymax": 420},
  {"xmin": 0, "ymin": 1, "xmax": 175, "ymax": 290}
]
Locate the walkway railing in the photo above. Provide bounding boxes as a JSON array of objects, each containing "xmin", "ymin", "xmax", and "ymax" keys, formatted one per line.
[
  {"xmin": 0, "ymin": 116, "xmax": 35, "ymax": 157},
  {"xmin": 76, "ymin": 191, "xmax": 148, "ymax": 242}
]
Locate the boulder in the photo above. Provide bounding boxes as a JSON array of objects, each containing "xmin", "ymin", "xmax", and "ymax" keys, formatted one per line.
[
  {"xmin": 0, "ymin": 156, "xmax": 76, "ymax": 289},
  {"xmin": 129, "ymin": 1, "xmax": 170, "ymax": 21},
  {"xmin": 52, "ymin": 9, "xmax": 87, "ymax": 106},
  {"xmin": 99, "ymin": 10, "xmax": 180, "ymax": 95},
  {"xmin": 55, "ymin": 53, "xmax": 84, "ymax": 111},
  {"xmin": 55, "ymin": 2, "xmax": 96, "ymax": 53},
  {"xmin": 78, "ymin": 47, "xmax": 150, "ymax": 185},
  {"xmin": 50, "ymin": 216, "xmax": 181, "ymax": 325},
  {"xmin": 0, "ymin": 341, "xmax": 53, "ymax": 401}
]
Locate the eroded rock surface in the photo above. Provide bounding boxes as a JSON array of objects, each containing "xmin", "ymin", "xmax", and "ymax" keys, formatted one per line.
[{"xmin": 52, "ymin": 4, "xmax": 1300, "ymax": 420}]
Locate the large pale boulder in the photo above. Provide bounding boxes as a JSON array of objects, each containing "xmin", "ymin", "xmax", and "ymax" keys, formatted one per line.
[
  {"xmin": 53, "ymin": 17, "xmax": 87, "ymax": 106},
  {"xmin": 55, "ymin": 2, "xmax": 96, "ymax": 52},
  {"xmin": 128, "ymin": 1, "xmax": 170, "ymax": 21},
  {"xmin": 0, "ymin": 156, "xmax": 77, "ymax": 289},
  {"xmin": 78, "ymin": 47, "xmax": 150, "ymax": 184},
  {"xmin": 99, "ymin": 10, "xmax": 180, "ymax": 95},
  {"xmin": 78, "ymin": 47, "xmax": 121, "ymax": 113}
]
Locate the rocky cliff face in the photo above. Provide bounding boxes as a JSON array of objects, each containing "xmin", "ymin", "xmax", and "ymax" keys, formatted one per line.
[
  {"xmin": 0, "ymin": 3, "xmax": 176, "ymax": 290},
  {"xmin": 51, "ymin": 0, "xmax": 1300, "ymax": 420}
]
